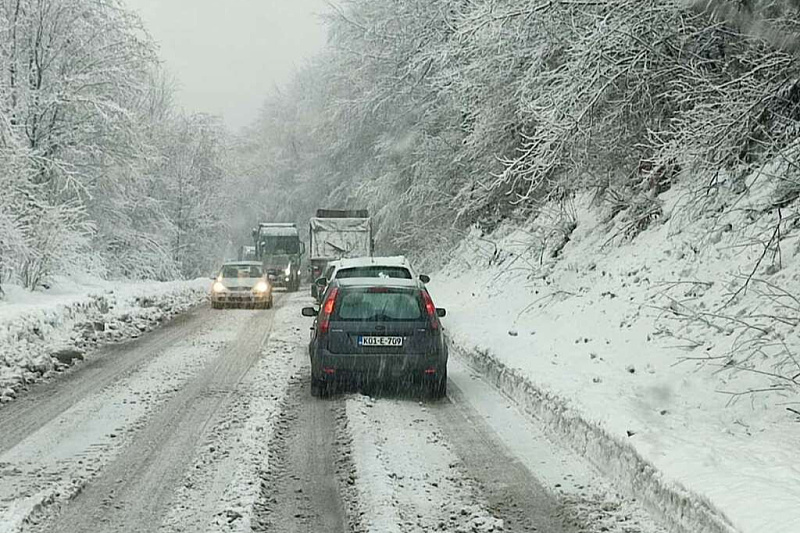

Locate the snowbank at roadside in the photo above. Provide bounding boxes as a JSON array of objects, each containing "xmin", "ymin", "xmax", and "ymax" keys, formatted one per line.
[
  {"xmin": 0, "ymin": 276, "xmax": 209, "ymax": 400},
  {"xmin": 429, "ymin": 185, "xmax": 800, "ymax": 533}
]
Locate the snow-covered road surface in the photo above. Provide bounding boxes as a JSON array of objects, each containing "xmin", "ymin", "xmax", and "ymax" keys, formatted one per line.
[
  {"xmin": 0, "ymin": 296, "xmax": 288, "ymax": 533},
  {"xmin": 1, "ymin": 290, "xmax": 668, "ymax": 533}
]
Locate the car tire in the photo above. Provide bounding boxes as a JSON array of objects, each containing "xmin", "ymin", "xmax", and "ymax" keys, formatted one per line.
[
  {"xmin": 266, "ymin": 297, "xmax": 273, "ymax": 309},
  {"xmin": 425, "ymin": 369, "xmax": 447, "ymax": 400},
  {"xmin": 211, "ymin": 301, "xmax": 222, "ymax": 310},
  {"xmin": 310, "ymin": 376, "xmax": 329, "ymax": 398}
]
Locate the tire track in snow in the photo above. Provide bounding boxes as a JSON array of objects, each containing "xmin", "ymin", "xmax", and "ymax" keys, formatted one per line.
[
  {"xmin": 159, "ymin": 291, "xmax": 313, "ymax": 533},
  {"xmin": 338, "ymin": 363, "xmax": 666, "ymax": 533},
  {"xmin": 342, "ymin": 394, "xmax": 507, "ymax": 533},
  {"xmin": 27, "ymin": 297, "xmax": 284, "ymax": 533},
  {"xmin": 1, "ymin": 307, "xmax": 247, "ymax": 533},
  {"xmin": 250, "ymin": 372, "xmax": 348, "ymax": 533},
  {"xmin": 449, "ymin": 345, "xmax": 714, "ymax": 533},
  {"xmin": 0, "ymin": 307, "xmax": 210, "ymax": 455},
  {"xmin": 440, "ymin": 356, "xmax": 668, "ymax": 533}
]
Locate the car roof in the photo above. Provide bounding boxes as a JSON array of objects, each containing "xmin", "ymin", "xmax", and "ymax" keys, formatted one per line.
[
  {"xmin": 333, "ymin": 256, "xmax": 412, "ymax": 270},
  {"xmin": 332, "ymin": 277, "xmax": 422, "ymax": 289}
]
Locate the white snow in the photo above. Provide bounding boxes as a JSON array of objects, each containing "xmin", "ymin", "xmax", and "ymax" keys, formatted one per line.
[
  {"xmin": 0, "ymin": 309, "xmax": 246, "ymax": 533},
  {"xmin": 429, "ymin": 185, "xmax": 800, "ymax": 533},
  {"xmin": 159, "ymin": 293, "xmax": 309, "ymax": 533},
  {"xmin": 343, "ymin": 395, "xmax": 504, "ymax": 533},
  {"xmin": 446, "ymin": 357, "xmax": 666, "ymax": 533},
  {"xmin": 0, "ymin": 276, "xmax": 209, "ymax": 399}
]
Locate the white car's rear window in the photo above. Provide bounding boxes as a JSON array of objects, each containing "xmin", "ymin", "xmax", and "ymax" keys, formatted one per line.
[{"xmin": 335, "ymin": 266, "xmax": 412, "ymax": 279}]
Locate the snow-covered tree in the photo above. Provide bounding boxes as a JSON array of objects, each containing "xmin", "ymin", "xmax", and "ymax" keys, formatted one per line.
[
  {"xmin": 239, "ymin": 0, "xmax": 800, "ymax": 260},
  {"xmin": 0, "ymin": 0, "xmax": 237, "ymax": 289}
]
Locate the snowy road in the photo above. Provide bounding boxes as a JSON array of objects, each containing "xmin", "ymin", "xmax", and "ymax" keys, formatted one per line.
[{"xmin": 1, "ymin": 290, "xmax": 667, "ymax": 533}]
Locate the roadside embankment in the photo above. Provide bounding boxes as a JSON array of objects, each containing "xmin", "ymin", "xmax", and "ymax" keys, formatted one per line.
[
  {"xmin": 429, "ymin": 185, "xmax": 800, "ymax": 533},
  {"xmin": 0, "ymin": 277, "xmax": 209, "ymax": 401}
]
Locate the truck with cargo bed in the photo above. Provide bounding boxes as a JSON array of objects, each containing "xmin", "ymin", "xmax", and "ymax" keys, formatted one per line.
[{"xmin": 308, "ymin": 209, "xmax": 372, "ymax": 291}]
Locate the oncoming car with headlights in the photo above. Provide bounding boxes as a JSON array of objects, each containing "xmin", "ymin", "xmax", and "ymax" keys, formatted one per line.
[{"xmin": 211, "ymin": 261, "xmax": 274, "ymax": 309}]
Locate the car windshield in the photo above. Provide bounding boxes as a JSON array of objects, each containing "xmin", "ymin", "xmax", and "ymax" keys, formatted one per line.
[
  {"xmin": 335, "ymin": 288, "xmax": 422, "ymax": 321},
  {"xmin": 221, "ymin": 265, "xmax": 262, "ymax": 278},
  {"xmin": 335, "ymin": 266, "xmax": 412, "ymax": 280}
]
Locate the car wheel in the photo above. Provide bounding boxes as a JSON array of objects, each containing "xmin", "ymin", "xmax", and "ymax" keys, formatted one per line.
[
  {"xmin": 310, "ymin": 376, "xmax": 329, "ymax": 397},
  {"xmin": 267, "ymin": 296, "xmax": 274, "ymax": 309},
  {"xmin": 425, "ymin": 369, "xmax": 447, "ymax": 400},
  {"xmin": 211, "ymin": 301, "xmax": 222, "ymax": 310}
]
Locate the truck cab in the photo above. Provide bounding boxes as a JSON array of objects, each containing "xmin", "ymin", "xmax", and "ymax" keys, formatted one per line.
[{"xmin": 253, "ymin": 223, "xmax": 305, "ymax": 291}]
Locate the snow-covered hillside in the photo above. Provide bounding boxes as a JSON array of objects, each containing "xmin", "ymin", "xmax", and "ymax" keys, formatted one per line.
[{"xmin": 430, "ymin": 183, "xmax": 800, "ymax": 533}]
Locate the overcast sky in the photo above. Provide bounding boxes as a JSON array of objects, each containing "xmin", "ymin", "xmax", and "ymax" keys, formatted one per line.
[{"xmin": 123, "ymin": 0, "xmax": 330, "ymax": 131}]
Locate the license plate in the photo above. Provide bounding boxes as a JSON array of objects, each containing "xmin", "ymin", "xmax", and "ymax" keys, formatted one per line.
[{"xmin": 358, "ymin": 336, "xmax": 404, "ymax": 347}]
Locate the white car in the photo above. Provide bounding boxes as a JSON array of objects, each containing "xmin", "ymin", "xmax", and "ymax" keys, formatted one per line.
[
  {"xmin": 313, "ymin": 256, "xmax": 429, "ymax": 302},
  {"xmin": 211, "ymin": 261, "xmax": 274, "ymax": 309},
  {"xmin": 310, "ymin": 259, "xmax": 340, "ymax": 301}
]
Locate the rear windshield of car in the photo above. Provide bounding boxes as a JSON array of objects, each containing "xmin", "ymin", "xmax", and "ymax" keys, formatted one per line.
[
  {"xmin": 222, "ymin": 265, "xmax": 262, "ymax": 278},
  {"xmin": 335, "ymin": 266, "xmax": 412, "ymax": 280},
  {"xmin": 335, "ymin": 288, "xmax": 422, "ymax": 321}
]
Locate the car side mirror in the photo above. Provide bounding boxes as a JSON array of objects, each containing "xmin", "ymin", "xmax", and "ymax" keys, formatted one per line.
[
  {"xmin": 301, "ymin": 307, "xmax": 318, "ymax": 317},
  {"xmin": 436, "ymin": 308, "xmax": 447, "ymax": 317},
  {"xmin": 315, "ymin": 277, "xmax": 327, "ymax": 287},
  {"xmin": 419, "ymin": 274, "xmax": 431, "ymax": 284}
]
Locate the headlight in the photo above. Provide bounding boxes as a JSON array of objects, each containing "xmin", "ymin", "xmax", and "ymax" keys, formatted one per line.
[
  {"xmin": 253, "ymin": 281, "xmax": 269, "ymax": 293},
  {"xmin": 284, "ymin": 265, "xmax": 291, "ymax": 276},
  {"xmin": 212, "ymin": 281, "xmax": 227, "ymax": 293}
]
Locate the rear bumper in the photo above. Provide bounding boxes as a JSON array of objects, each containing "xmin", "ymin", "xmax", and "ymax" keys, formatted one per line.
[{"xmin": 311, "ymin": 349, "xmax": 447, "ymax": 381}]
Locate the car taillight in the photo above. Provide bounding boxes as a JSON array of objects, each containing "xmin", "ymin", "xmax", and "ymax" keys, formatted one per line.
[
  {"xmin": 421, "ymin": 290, "xmax": 439, "ymax": 330},
  {"xmin": 319, "ymin": 287, "xmax": 339, "ymax": 334}
]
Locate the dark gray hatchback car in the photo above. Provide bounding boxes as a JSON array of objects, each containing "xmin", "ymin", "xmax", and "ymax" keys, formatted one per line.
[{"xmin": 301, "ymin": 277, "xmax": 448, "ymax": 398}]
